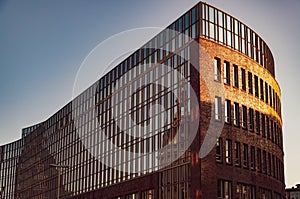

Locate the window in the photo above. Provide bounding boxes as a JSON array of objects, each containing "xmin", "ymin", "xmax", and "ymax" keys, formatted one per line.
[
  {"xmin": 259, "ymin": 187, "xmax": 272, "ymax": 199},
  {"xmin": 243, "ymin": 144, "xmax": 248, "ymax": 168},
  {"xmin": 248, "ymin": 108, "xmax": 254, "ymax": 131},
  {"xmin": 218, "ymin": 179, "xmax": 232, "ymax": 199},
  {"xmin": 269, "ymin": 85, "xmax": 273, "ymax": 107},
  {"xmin": 226, "ymin": 139, "xmax": 232, "ymax": 164},
  {"xmin": 254, "ymin": 75, "xmax": 259, "ymax": 97},
  {"xmin": 261, "ymin": 114, "xmax": 266, "ymax": 137},
  {"xmin": 268, "ymin": 153, "xmax": 272, "ymax": 176},
  {"xmin": 236, "ymin": 183, "xmax": 256, "ymax": 199},
  {"xmin": 225, "ymin": 99, "xmax": 231, "ymax": 124},
  {"xmin": 216, "ymin": 138, "xmax": 222, "ymax": 162},
  {"xmin": 266, "ymin": 117, "xmax": 270, "ymax": 139},
  {"xmin": 263, "ymin": 150, "xmax": 267, "ymax": 174},
  {"xmin": 270, "ymin": 120, "xmax": 274, "ymax": 142},
  {"xmin": 248, "ymin": 72, "xmax": 253, "ymax": 94},
  {"xmin": 260, "ymin": 79, "xmax": 264, "ymax": 100},
  {"xmin": 255, "ymin": 111, "xmax": 260, "ymax": 135},
  {"xmin": 241, "ymin": 105, "xmax": 247, "ymax": 129},
  {"xmin": 234, "ymin": 142, "xmax": 241, "ymax": 166},
  {"xmin": 214, "ymin": 57, "xmax": 221, "ymax": 82},
  {"xmin": 272, "ymin": 155, "xmax": 276, "ymax": 178},
  {"xmin": 265, "ymin": 82, "xmax": 269, "ymax": 103},
  {"xmin": 141, "ymin": 189, "xmax": 154, "ymax": 199},
  {"xmin": 257, "ymin": 148, "xmax": 262, "ymax": 173},
  {"xmin": 233, "ymin": 102, "xmax": 239, "ymax": 126},
  {"xmin": 272, "ymin": 89, "xmax": 275, "ymax": 109},
  {"xmin": 233, "ymin": 64, "xmax": 239, "ymax": 87},
  {"xmin": 224, "ymin": 61, "xmax": 230, "ymax": 84},
  {"xmin": 215, "ymin": 96, "xmax": 222, "ymax": 121},
  {"xmin": 241, "ymin": 68, "xmax": 246, "ymax": 91},
  {"xmin": 250, "ymin": 146, "xmax": 256, "ymax": 170}
]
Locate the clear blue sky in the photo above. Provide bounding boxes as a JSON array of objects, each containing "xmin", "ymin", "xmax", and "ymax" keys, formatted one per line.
[{"xmin": 0, "ymin": 0, "xmax": 299, "ymax": 188}]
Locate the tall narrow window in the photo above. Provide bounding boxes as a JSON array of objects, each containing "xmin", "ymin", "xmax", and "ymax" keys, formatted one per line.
[
  {"xmin": 265, "ymin": 82, "xmax": 269, "ymax": 103},
  {"xmin": 268, "ymin": 153, "xmax": 272, "ymax": 176},
  {"xmin": 241, "ymin": 105, "xmax": 247, "ymax": 129},
  {"xmin": 272, "ymin": 155, "xmax": 276, "ymax": 178},
  {"xmin": 263, "ymin": 150, "xmax": 267, "ymax": 174},
  {"xmin": 250, "ymin": 146, "xmax": 256, "ymax": 170},
  {"xmin": 241, "ymin": 68, "xmax": 246, "ymax": 91},
  {"xmin": 269, "ymin": 85, "xmax": 273, "ymax": 107},
  {"xmin": 254, "ymin": 75, "xmax": 259, "ymax": 97},
  {"xmin": 270, "ymin": 120, "xmax": 274, "ymax": 142},
  {"xmin": 233, "ymin": 102, "xmax": 239, "ymax": 126},
  {"xmin": 255, "ymin": 111, "xmax": 260, "ymax": 135},
  {"xmin": 216, "ymin": 138, "xmax": 222, "ymax": 162},
  {"xmin": 257, "ymin": 148, "xmax": 262, "ymax": 172},
  {"xmin": 266, "ymin": 117, "xmax": 270, "ymax": 139},
  {"xmin": 243, "ymin": 144, "xmax": 248, "ymax": 168},
  {"xmin": 248, "ymin": 72, "xmax": 253, "ymax": 94},
  {"xmin": 226, "ymin": 139, "xmax": 232, "ymax": 164},
  {"xmin": 218, "ymin": 180, "xmax": 232, "ymax": 199},
  {"xmin": 260, "ymin": 79, "xmax": 264, "ymax": 100},
  {"xmin": 225, "ymin": 99, "xmax": 231, "ymax": 124},
  {"xmin": 249, "ymin": 108, "xmax": 254, "ymax": 131},
  {"xmin": 261, "ymin": 114, "xmax": 266, "ymax": 137},
  {"xmin": 234, "ymin": 141, "xmax": 241, "ymax": 166},
  {"xmin": 272, "ymin": 89, "xmax": 275, "ymax": 109},
  {"xmin": 224, "ymin": 61, "xmax": 230, "ymax": 85},
  {"xmin": 233, "ymin": 65, "xmax": 239, "ymax": 87},
  {"xmin": 215, "ymin": 96, "xmax": 222, "ymax": 121},
  {"xmin": 214, "ymin": 57, "xmax": 221, "ymax": 82}
]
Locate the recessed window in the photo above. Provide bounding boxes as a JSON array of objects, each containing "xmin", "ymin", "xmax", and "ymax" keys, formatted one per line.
[
  {"xmin": 266, "ymin": 117, "xmax": 270, "ymax": 139},
  {"xmin": 233, "ymin": 64, "xmax": 239, "ymax": 87},
  {"xmin": 248, "ymin": 108, "xmax": 254, "ymax": 132},
  {"xmin": 237, "ymin": 183, "xmax": 256, "ymax": 199},
  {"xmin": 241, "ymin": 105, "xmax": 247, "ymax": 129},
  {"xmin": 254, "ymin": 75, "xmax": 259, "ymax": 97},
  {"xmin": 255, "ymin": 111, "xmax": 260, "ymax": 135},
  {"xmin": 241, "ymin": 68, "xmax": 246, "ymax": 91},
  {"xmin": 226, "ymin": 139, "xmax": 232, "ymax": 164},
  {"xmin": 215, "ymin": 96, "xmax": 222, "ymax": 121},
  {"xmin": 225, "ymin": 99, "xmax": 231, "ymax": 124},
  {"xmin": 263, "ymin": 150, "xmax": 267, "ymax": 174},
  {"xmin": 270, "ymin": 120, "xmax": 274, "ymax": 142},
  {"xmin": 214, "ymin": 57, "xmax": 221, "ymax": 82},
  {"xmin": 233, "ymin": 102, "xmax": 239, "ymax": 126},
  {"xmin": 268, "ymin": 153, "xmax": 272, "ymax": 176},
  {"xmin": 260, "ymin": 79, "xmax": 264, "ymax": 100},
  {"xmin": 261, "ymin": 114, "xmax": 266, "ymax": 138},
  {"xmin": 250, "ymin": 146, "xmax": 256, "ymax": 170},
  {"xmin": 224, "ymin": 61, "xmax": 230, "ymax": 85},
  {"xmin": 218, "ymin": 179, "xmax": 232, "ymax": 199},
  {"xmin": 243, "ymin": 144, "xmax": 249, "ymax": 168},
  {"xmin": 265, "ymin": 82, "xmax": 269, "ymax": 103},
  {"xmin": 248, "ymin": 72, "xmax": 253, "ymax": 94},
  {"xmin": 269, "ymin": 85, "xmax": 273, "ymax": 106},
  {"xmin": 269, "ymin": 85, "xmax": 273, "ymax": 107},
  {"xmin": 257, "ymin": 148, "xmax": 262, "ymax": 172},
  {"xmin": 234, "ymin": 141, "xmax": 241, "ymax": 166},
  {"xmin": 216, "ymin": 138, "xmax": 222, "ymax": 162},
  {"xmin": 272, "ymin": 155, "xmax": 276, "ymax": 178},
  {"xmin": 272, "ymin": 89, "xmax": 275, "ymax": 109}
]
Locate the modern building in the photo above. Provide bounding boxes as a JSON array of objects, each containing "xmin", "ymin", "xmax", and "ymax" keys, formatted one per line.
[
  {"xmin": 0, "ymin": 2, "xmax": 285, "ymax": 199},
  {"xmin": 286, "ymin": 184, "xmax": 300, "ymax": 199}
]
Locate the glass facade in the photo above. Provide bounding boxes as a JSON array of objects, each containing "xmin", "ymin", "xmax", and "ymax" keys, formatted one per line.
[{"xmin": 0, "ymin": 140, "xmax": 23, "ymax": 199}]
